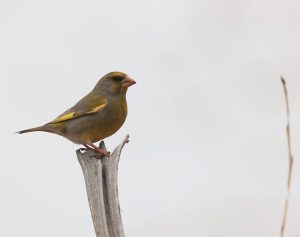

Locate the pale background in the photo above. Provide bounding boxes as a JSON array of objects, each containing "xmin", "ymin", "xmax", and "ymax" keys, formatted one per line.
[{"xmin": 0, "ymin": 0, "xmax": 300, "ymax": 236}]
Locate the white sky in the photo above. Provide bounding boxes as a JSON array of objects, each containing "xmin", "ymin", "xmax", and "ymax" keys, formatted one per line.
[{"xmin": 1, "ymin": 0, "xmax": 300, "ymax": 236}]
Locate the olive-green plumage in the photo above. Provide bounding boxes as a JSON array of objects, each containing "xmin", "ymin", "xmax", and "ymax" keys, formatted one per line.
[{"xmin": 17, "ymin": 72, "xmax": 136, "ymax": 147}]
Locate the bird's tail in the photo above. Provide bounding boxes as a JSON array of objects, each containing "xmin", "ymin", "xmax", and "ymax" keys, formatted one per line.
[{"xmin": 16, "ymin": 126, "xmax": 47, "ymax": 134}]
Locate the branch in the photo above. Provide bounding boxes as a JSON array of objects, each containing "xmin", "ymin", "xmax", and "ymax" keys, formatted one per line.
[
  {"xmin": 280, "ymin": 77, "xmax": 294, "ymax": 237},
  {"xmin": 76, "ymin": 135, "xmax": 130, "ymax": 237}
]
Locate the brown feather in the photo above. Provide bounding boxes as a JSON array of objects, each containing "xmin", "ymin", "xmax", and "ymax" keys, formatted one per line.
[{"xmin": 17, "ymin": 71, "xmax": 135, "ymax": 145}]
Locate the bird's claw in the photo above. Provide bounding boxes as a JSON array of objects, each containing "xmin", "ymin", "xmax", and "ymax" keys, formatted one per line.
[
  {"xmin": 94, "ymin": 148, "xmax": 110, "ymax": 157},
  {"xmin": 100, "ymin": 151, "xmax": 111, "ymax": 157}
]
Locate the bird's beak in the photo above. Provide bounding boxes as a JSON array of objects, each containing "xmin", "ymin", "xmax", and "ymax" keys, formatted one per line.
[{"xmin": 122, "ymin": 76, "xmax": 136, "ymax": 88}]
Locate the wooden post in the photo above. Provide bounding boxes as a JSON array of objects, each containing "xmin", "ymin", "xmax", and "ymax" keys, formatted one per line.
[{"xmin": 76, "ymin": 135, "xmax": 129, "ymax": 237}]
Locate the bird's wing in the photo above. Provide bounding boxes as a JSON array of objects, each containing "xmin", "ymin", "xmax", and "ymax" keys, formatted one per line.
[{"xmin": 49, "ymin": 93, "xmax": 107, "ymax": 124}]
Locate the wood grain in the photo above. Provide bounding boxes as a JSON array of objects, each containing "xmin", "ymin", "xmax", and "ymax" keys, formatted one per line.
[{"xmin": 77, "ymin": 135, "xmax": 129, "ymax": 237}]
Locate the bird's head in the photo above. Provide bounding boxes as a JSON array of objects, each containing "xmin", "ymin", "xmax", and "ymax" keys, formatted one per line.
[{"xmin": 94, "ymin": 71, "xmax": 136, "ymax": 96}]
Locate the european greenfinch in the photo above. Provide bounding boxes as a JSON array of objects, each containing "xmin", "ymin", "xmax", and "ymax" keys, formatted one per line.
[{"xmin": 17, "ymin": 71, "xmax": 136, "ymax": 156}]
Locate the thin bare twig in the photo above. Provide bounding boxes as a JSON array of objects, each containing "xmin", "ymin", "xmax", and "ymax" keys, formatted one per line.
[{"xmin": 280, "ymin": 77, "xmax": 294, "ymax": 237}]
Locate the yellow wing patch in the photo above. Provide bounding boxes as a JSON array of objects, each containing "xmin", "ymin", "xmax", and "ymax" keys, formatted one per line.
[
  {"xmin": 51, "ymin": 112, "xmax": 76, "ymax": 123},
  {"xmin": 50, "ymin": 100, "xmax": 107, "ymax": 124},
  {"xmin": 86, "ymin": 103, "xmax": 106, "ymax": 114}
]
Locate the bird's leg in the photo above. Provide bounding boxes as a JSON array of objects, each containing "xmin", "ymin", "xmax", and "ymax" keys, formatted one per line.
[
  {"xmin": 81, "ymin": 143, "xmax": 110, "ymax": 157},
  {"xmin": 83, "ymin": 144, "xmax": 92, "ymax": 150},
  {"xmin": 88, "ymin": 143, "xmax": 111, "ymax": 157}
]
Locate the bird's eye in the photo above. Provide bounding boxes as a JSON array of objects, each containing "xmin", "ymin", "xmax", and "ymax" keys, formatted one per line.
[{"xmin": 112, "ymin": 76, "xmax": 124, "ymax": 82}]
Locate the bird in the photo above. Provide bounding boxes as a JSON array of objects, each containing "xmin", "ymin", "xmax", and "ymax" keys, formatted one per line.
[{"xmin": 17, "ymin": 71, "xmax": 136, "ymax": 156}]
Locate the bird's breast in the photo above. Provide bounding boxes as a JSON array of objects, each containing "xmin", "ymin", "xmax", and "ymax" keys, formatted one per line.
[
  {"xmin": 91, "ymin": 98, "xmax": 127, "ymax": 142},
  {"xmin": 57, "ymin": 97, "xmax": 128, "ymax": 144}
]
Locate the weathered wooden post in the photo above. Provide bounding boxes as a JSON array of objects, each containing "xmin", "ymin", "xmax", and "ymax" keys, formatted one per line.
[{"xmin": 76, "ymin": 135, "xmax": 129, "ymax": 237}]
